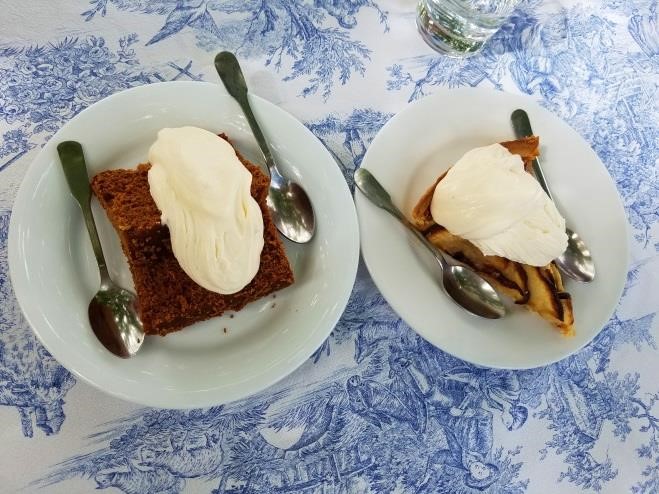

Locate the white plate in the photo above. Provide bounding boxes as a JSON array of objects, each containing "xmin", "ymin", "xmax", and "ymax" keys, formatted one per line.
[
  {"xmin": 8, "ymin": 81, "xmax": 359, "ymax": 408},
  {"xmin": 355, "ymin": 87, "xmax": 628, "ymax": 369}
]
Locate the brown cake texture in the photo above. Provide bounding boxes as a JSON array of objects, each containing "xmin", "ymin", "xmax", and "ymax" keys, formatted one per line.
[
  {"xmin": 91, "ymin": 134, "xmax": 294, "ymax": 336},
  {"xmin": 411, "ymin": 136, "xmax": 575, "ymax": 336}
]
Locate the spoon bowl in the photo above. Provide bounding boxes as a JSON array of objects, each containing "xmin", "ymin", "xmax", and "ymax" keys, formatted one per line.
[
  {"xmin": 354, "ymin": 168, "xmax": 505, "ymax": 319},
  {"xmin": 557, "ymin": 228, "xmax": 595, "ymax": 282},
  {"xmin": 267, "ymin": 178, "xmax": 315, "ymax": 244},
  {"xmin": 58, "ymin": 141, "xmax": 145, "ymax": 358},
  {"xmin": 215, "ymin": 51, "xmax": 316, "ymax": 244},
  {"xmin": 444, "ymin": 265, "xmax": 506, "ymax": 319},
  {"xmin": 88, "ymin": 285, "xmax": 144, "ymax": 358}
]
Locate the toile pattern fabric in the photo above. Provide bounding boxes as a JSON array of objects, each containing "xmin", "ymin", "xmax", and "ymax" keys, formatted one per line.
[{"xmin": 0, "ymin": 0, "xmax": 658, "ymax": 492}]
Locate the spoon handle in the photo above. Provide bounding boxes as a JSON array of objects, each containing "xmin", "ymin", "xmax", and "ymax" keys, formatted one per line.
[
  {"xmin": 354, "ymin": 168, "xmax": 448, "ymax": 270},
  {"xmin": 57, "ymin": 141, "xmax": 110, "ymax": 284},
  {"xmin": 511, "ymin": 109, "xmax": 554, "ymax": 201},
  {"xmin": 214, "ymin": 51, "xmax": 277, "ymax": 173}
]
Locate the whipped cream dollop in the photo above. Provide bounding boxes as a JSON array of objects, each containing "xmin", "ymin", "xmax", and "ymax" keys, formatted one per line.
[
  {"xmin": 430, "ymin": 143, "xmax": 567, "ymax": 266},
  {"xmin": 148, "ymin": 127, "xmax": 264, "ymax": 294}
]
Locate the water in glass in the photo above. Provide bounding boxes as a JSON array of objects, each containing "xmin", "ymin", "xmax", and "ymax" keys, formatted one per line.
[{"xmin": 417, "ymin": 0, "xmax": 521, "ymax": 57}]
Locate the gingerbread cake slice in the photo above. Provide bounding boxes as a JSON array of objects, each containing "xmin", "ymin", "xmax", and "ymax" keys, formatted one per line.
[
  {"xmin": 91, "ymin": 134, "xmax": 294, "ymax": 335},
  {"xmin": 410, "ymin": 136, "xmax": 574, "ymax": 335}
]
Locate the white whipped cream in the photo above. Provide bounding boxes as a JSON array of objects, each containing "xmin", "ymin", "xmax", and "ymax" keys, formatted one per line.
[
  {"xmin": 430, "ymin": 143, "xmax": 567, "ymax": 266},
  {"xmin": 147, "ymin": 127, "xmax": 264, "ymax": 294}
]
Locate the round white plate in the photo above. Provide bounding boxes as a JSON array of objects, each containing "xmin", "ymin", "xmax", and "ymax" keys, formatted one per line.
[
  {"xmin": 9, "ymin": 81, "xmax": 359, "ymax": 408},
  {"xmin": 355, "ymin": 87, "xmax": 628, "ymax": 369}
]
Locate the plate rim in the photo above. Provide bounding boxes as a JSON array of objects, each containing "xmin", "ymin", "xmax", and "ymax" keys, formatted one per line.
[
  {"xmin": 355, "ymin": 86, "xmax": 629, "ymax": 370},
  {"xmin": 8, "ymin": 80, "xmax": 360, "ymax": 408}
]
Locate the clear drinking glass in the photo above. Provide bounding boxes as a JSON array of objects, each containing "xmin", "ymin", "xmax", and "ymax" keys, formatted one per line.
[{"xmin": 417, "ymin": 0, "xmax": 521, "ymax": 57}]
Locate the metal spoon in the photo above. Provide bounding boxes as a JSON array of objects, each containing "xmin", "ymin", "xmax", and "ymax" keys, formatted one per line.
[
  {"xmin": 511, "ymin": 109, "xmax": 595, "ymax": 282},
  {"xmin": 57, "ymin": 141, "xmax": 145, "ymax": 358},
  {"xmin": 214, "ymin": 51, "xmax": 316, "ymax": 244},
  {"xmin": 354, "ymin": 168, "xmax": 506, "ymax": 319}
]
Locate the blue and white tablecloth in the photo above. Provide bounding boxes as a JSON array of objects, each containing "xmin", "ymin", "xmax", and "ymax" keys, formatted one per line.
[{"xmin": 1, "ymin": 1, "xmax": 658, "ymax": 492}]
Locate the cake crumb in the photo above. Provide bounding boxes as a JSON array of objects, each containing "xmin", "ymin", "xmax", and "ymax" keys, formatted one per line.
[
  {"xmin": 271, "ymin": 303, "xmax": 276, "ymax": 309},
  {"xmin": 229, "ymin": 314, "xmax": 234, "ymax": 319},
  {"xmin": 273, "ymin": 293, "xmax": 277, "ymax": 299},
  {"xmin": 223, "ymin": 327, "xmax": 228, "ymax": 334}
]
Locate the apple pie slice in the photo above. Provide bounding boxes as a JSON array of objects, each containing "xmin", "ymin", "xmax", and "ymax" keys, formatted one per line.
[{"xmin": 411, "ymin": 136, "xmax": 574, "ymax": 335}]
